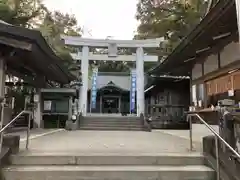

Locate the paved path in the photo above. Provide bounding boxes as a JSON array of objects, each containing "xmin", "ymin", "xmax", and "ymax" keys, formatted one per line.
[
  {"xmin": 156, "ymin": 124, "xmax": 219, "ymax": 151},
  {"xmin": 14, "ymin": 125, "xmax": 217, "ymax": 154},
  {"xmin": 8, "ymin": 129, "xmax": 64, "ymax": 142},
  {"xmin": 157, "ymin": 124, "xmax": 218, "ymax": 142},
  {"xmin": 19, "ymin": 130, "xmax": 200, "ymax": 154},
  {"xmin": 8, "ymin": 129, "xmax": 64, "ymax": 150}
]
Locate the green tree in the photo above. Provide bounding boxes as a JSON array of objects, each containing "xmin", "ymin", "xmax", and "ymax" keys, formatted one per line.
[
  {"xmin": 38, "ymin": 11, "xmax": 82, "ymax": 77},
  {"xmin": 0, "ymin": 0, "xmax": 81, "ymax": 79},
  {"xmin": 89, "ymin": 48, "xmax": 133, "ymax": 73},
  {"xmin": 0, "ymin": 0, "xmax": 47, "ymax": 27},
  {"xmin": 136, "ymin": 0, "xmax": 208, "ymax": 41},
  {"xmin": 98, "ymin": 61, "xmax": 130, "ymax": 72},
  {"xmin": 135, "ymin": 0, "xmax": 209, "ymax": 71}
]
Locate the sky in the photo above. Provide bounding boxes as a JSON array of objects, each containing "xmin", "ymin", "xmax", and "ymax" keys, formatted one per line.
[{"xmin": 43, "ymin": 0, "xmax": 139, "ymax": 40}]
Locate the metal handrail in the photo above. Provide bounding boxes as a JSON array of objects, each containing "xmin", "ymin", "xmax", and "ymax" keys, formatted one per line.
[
  {"xmin": 187, "ymin": 113, "xmax": 240, "ymax": 180},
  {"xmin": 0, "ymin": 110, "xmax": 32, "ymax": 153}
]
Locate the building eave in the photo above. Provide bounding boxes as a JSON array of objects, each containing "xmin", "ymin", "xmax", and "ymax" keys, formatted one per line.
[
  {"xmin": 148, "ymin": 0, "xmax": 236, "ymax": 76},
  {"xmin": 0, "ymin": 20, "xmax": 76, "ymax": 84}
]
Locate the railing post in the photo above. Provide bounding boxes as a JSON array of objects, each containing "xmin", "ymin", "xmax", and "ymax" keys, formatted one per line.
[
  {"xmin": 215, "ymin": 135, "xmax": 220, "ymax": 180},
  {"xmin": 0, "ymin": 100, "xmax": 5, "ymax": 153},
  {"xmin": 26, "ymin": 112, "xmax": 31, "ymax": 150},
  {"xmin": 188, "ymin": 115, "xmax": 193, "ymax": 151}
]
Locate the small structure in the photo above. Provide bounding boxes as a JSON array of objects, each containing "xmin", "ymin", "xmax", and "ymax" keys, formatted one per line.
[
  {"xmin": 144, "ymin": 75, "xmax": 190, "ymax": 129},
  {"xmin": 145, "ymin": 76, "xmax": 190, "ymax": 116},
  {"xmin": 61, "ymin": 36, "xmax": 164, "ymax": 116},
  {"xmin": 35, "ymin": 88, "xmax": 77, "ymax": 128},
  {"xmin": 0, "ymin": 20, "xmax": 76, "ymax": 128}
]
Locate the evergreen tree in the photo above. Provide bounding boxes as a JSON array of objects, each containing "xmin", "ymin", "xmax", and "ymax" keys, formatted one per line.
[{"xmin": 135, "ymin": 0, "xmax": 209, "ymax": 71}]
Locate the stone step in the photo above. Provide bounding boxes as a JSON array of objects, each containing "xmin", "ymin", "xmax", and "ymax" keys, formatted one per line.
[
  {"xmin": 80, "ymin": 123, "xmax": 142, "ymax": 128},
  {"xmin": 10, "ymin": 152, "xmax": 204, "ymax": 166},
  {"xmin": 81, "ymin": 117, "xmax": 142, "ymax": 131},
  {"xmin": 79, "ymin": 126, "xmax": 143, "ymax": 130},
  {"xmin": 81, "ymin": 119, "xmax": 141, "ymax": 123},
  {"xmin": 84, "ymin": 117, "xmax": 140, "ymax": 121},
  {"xmin": 85, "ymin": 115, "xmax": 138, "ymax": 118},
  {"xmin": 82, "ymin": 120, "xmax": 141, "ymax": 123},
  {"xmin": 80, "ymin": 116, "xmax": 143, "ymax": 130},
  {"xmin": 2, "ymin": 165, "xmax": 215, "ymax": 180},
  {"xmin": 80, "ymin": 123, "xmax": 142, "ymax": 127},
  {"xmin": 79, "ymin": 126, "xmax": 143, "ymax": 131}
]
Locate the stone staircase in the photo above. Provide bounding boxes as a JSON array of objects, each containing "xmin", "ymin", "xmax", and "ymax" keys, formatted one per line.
[
  {"xmin": 79, "ymin": 115, "xmax": 143, "ymax": 131},
  {"xmin": 2, "ymin": 152, "xmax": 215, "ymax": 180}
]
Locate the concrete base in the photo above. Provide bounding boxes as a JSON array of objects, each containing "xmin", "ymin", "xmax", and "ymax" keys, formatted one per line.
[
  {"xmin": 203, "ymin": 135, "xmax": 240, "ymax": 180},
  {"xmin": 0, "ymin": 135, "xmax": 20, "ymax": 171},
  {"xmin": 65, "ymin": 120, "xmax": 73, "ymax": 131},
  {"xmin": 65, "ymin": 117, "xmax": 80, "ymax": 131},
  {"xmin": 71, "ymin": 121, "xmax": 79, "ymax": 130},
  {"xmin": 3, "ymin": 135, "xmax": 20, "ymax": 154}
]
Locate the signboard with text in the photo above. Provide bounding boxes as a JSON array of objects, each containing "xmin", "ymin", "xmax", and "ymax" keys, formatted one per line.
[
  {"xmin": 130, "ymin": 69, "xmax": 136, "ymax": 113},
  {"xmin": 91, "ymin": 67, "xmax": 98, "ymax": 109}
]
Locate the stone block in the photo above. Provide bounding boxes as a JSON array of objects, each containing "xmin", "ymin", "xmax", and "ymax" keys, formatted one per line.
[
  {"xmin": 3, "ymin": 135, "xmax": 20, "ymax": 154},
  {"xmin": 71, "ymin": 121, "xmax": 79, "ymax": 130},
  {"xmin": 65, "ymin": 120, "xmax": 72, "ymax": 131},
  {"xmin": 203, "ymin": 135, "xmax": 240, "ymax": 180},
  {"xmin": 202, "ymin": 135, "xmax": 215, "ymax": 154}
]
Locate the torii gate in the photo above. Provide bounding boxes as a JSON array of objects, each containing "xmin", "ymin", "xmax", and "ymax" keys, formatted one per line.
[{"xmin": 61, "ymin": 36, "xmax": 163, "ymax": 116}]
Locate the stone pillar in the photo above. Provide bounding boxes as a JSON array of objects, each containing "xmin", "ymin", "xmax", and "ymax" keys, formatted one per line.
[
  {"xmin": 100, "ymin": 95, "xmax": 102, "ymax": 113},
  {"xmin": 73, "ymin": 98, "xmax": 78, "ymax": 115},
  {"xmin": 136, "ymin": 47, "xmax": 145, "ymax": 116},
  {"xmin": 33, "ymin": 90, "xmax": 42, "ymax": 128},
  {"xmin": 118, "ymin": 96, "xmax": 121, "ymax": 113},
  {"xmin": 68, "ymin": 96, "xmax": 73, "ymax": 120},
  {"xmin": 79, "ymin": 46, "xmax": 89, "ymax": 116}
]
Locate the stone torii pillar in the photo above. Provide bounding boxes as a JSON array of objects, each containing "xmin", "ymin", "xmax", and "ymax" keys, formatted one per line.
[
  {"xmin": 79, "ymin": 46, "xmax": 89, "ymax": 116},
  {"xmin": 136, "ymin": 47, "xmax": 145, "ymax": 116}
]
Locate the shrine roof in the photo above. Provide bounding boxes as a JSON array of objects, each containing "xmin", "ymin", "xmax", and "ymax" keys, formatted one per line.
[
  {"xmin": 0, "ymin": 21, "xmax": 76, "ymax": 86},
  {"xmin": 98, "ymin": 81, "xmax": 129, "ymax": 92},
  {"xmin": 148, "ymin": 0, "xmax": 237, "ymax": 76},
  {"xmin": 144, "ymin": 75, "xmax": 190, "ymax": 90},
  {"xmin": 144, "ymin": 76, "xmax": 190, "ymax": 96}
]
